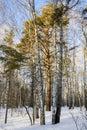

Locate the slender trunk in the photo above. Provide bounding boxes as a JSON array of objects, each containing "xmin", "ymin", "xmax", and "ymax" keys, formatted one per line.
[
  {"xmin": 46, "ymin": 71, "xmax": 51, "ymax": 111},
  {"xmin": 35, "ymin": 89, "xmax": 39, "ymax": 118},
  {"xmin": 24, "ymin": 106, "xmax": 33, "ymax": 125},
  {"xmin": 56, "ymin": 16, "xmax": 63, "ymax": 123},
  {"xmin": 72, "ymin": 43, "xmax": 76, "ymax": 109},
  {"xmin": 46, "ymin": 55, "xmax": 51, "ymax": 111},
  {"xmin": 52, "ymin": 25, "xmax": 58, "ymax": 124},
  {"xmin": 66, "ymin": 66, "xmax": 70, "ymax": 106},
  {"xmin": 69, "ymin": 76, "xmax": 73, "ymax": 109},
  {"xmin": 32, "ymin": 0, "xmax": 45, "ymax": 125},
  {"xmin": 38, "ymin": 43, "xmax": 45, "ymax": 125},
  {"xmin": 84, "ymin": 47, "xmax": 87, "ymax": 110},
  {"xmin": 31, "ymin": 64, "xmax": 35, "ymax": 124},
  {"xmin": 5, "ymin": 76, "xmax": 10, "ymax": 124}
]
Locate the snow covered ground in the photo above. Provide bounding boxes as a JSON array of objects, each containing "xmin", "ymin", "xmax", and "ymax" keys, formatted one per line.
[{"xmin": 0, "ymin": 107, "xmax": 86, "ymax": 130}]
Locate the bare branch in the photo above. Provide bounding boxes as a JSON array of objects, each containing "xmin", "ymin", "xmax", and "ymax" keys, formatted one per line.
[{"xmin": 68, "ymin": 0, "xmax": 80, "ymax": 9}]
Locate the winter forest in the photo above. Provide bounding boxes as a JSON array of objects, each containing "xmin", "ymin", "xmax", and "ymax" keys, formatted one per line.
[{"xmin": 0, "ymin": 0, "xmax": 87, "ymax": 130}]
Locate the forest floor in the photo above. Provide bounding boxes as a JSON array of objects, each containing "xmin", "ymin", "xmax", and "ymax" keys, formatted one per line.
[{"xmin": 0, "ymin": 107, "xmax": 87, "ymax": 130}]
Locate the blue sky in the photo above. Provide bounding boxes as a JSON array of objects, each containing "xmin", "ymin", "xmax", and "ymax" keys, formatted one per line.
[
  {"xmin": 0, "ymin": 0, "xmax": 86, "ymax": 42},
  {"xmin": 0, "ymin": 0, "xmax": 48, "ymax": 23},
  {"xmin": 0, "ymin": 0, "xmax": 48, "ymax": 40}
]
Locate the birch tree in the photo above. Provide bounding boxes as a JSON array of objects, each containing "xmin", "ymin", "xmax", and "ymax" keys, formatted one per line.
[
  {"xmin": 28, "ymin": 0, "xmax": 45, "ymax": 125},
  {"xmin": 52, "ymin": 0, "xmax": 80, "ymax": 124}
]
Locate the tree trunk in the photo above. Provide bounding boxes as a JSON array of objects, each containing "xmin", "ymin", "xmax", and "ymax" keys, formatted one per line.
[
  {"xmin": 56, "ymin": 16, "xmax": 63, "ymax": 123},
  {"xmin": 46, "ymin": 59, "xmax": 51, "ymax": 111},
  {"xmin": 31, "ymin": 63, "xmax": 35, "ymax": 124},
  {"xmin": 84, "ymin": 47, "xmax": 87, "ymax": 110},
  {"xmin": 38, "ymin": 44, "xmax": 45, "ymax": 125},
  {"xmin": 31, "ymin": 0, "xmax": 45, "ymax": 125},
  {"xmin": 52, "ymin": 25, "xmax": 58, "ymax": 124},
  {"xmin": 35, "ymin": 89, "xmax": 39, "ymax": 118},
  {"xmin": 5, "ymin": 76, "xmax": 11, "ymax": 124}
]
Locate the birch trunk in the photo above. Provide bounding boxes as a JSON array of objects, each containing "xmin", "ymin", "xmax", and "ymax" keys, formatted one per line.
[
  {"xmin": 38, "ymin": 44, "xmax": 45, "ymax": 125},
  {"xmin": 52, "ymin": 25, "xmax": 58, "ymax": 124},
  {"xmin": 31, "ymin": 0, "xmax": 45, "ymax": 125}
]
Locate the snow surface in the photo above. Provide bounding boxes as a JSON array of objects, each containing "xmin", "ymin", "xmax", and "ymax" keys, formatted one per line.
[{"xmin": 0, "ymin": 107, "xmax": 86, "ymax": 130}]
